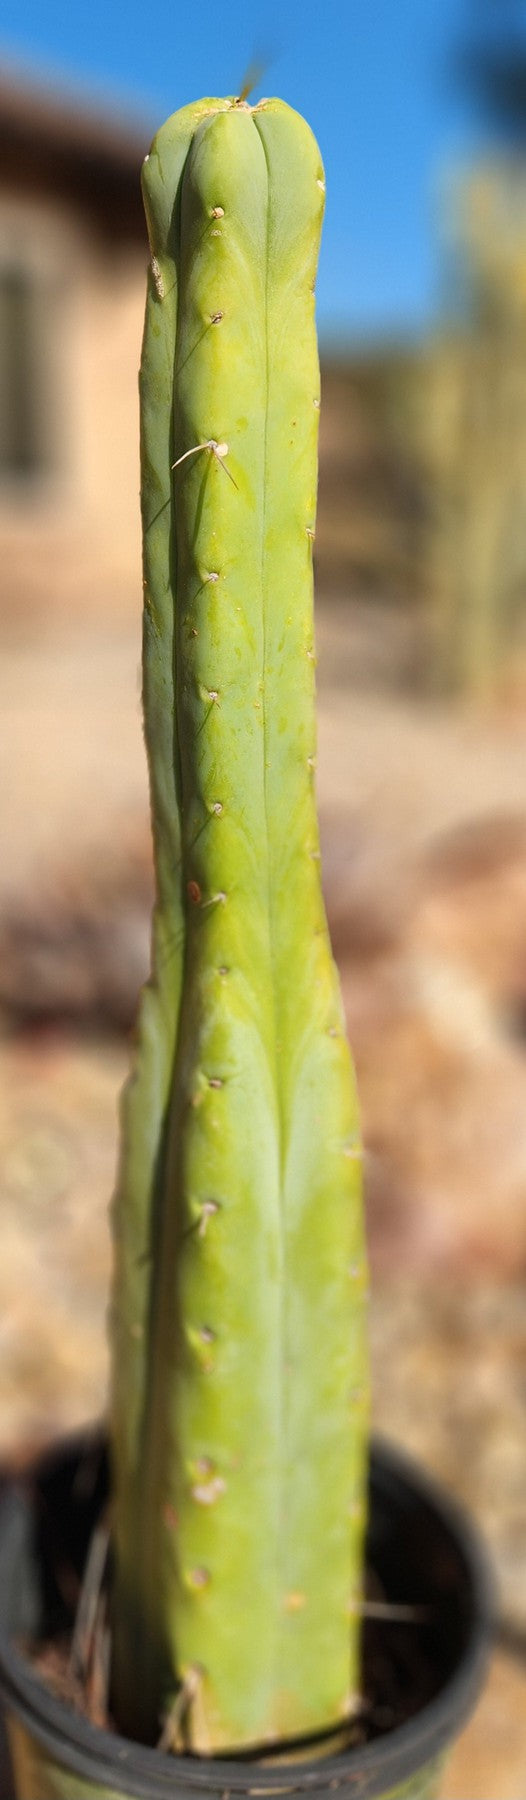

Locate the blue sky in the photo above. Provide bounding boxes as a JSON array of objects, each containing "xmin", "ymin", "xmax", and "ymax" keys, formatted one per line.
[{"xmin": 1, "ymin": 0, "xmax": 482, "ymax": 343}]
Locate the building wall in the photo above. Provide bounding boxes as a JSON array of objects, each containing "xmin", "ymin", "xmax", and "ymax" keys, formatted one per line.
[{"xmin": 0, "ymin": 184, "xmax": 145, "ymax": 632}]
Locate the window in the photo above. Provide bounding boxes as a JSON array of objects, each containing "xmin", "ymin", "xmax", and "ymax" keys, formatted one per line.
[
  {"xmin": 0, "ymin": 262, "xmax": 42, "ymax": 479},
  {"xmin": 0, "ymin": 202, "xmax": 75, "ymax": 496}
]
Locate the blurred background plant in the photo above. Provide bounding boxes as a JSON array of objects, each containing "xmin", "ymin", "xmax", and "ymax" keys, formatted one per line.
[{"xmin": 1, "ymin": 2, "xmax": 526, "ymax": 1793}]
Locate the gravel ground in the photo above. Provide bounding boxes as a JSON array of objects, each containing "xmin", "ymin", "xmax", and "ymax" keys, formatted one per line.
[{"xmin": 2, "ymin": 599, "xmax": 526, "ymax": 1794}]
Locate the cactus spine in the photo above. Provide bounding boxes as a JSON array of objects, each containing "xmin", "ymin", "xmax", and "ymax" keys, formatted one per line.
[{"xmin": 110, "ymin": 96, "xmax": 368, "ymax": 1755}]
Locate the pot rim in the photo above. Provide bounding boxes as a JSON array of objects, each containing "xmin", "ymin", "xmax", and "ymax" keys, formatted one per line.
[{"xmin": 0, "ymin": 1433, "xmax": 494, "ymax": 1799}]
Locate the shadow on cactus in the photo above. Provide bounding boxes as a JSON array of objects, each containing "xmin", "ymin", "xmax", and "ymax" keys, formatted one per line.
[{"xmin": 109, "ymin": 95, "xmax": 369, "ymax": 1756}]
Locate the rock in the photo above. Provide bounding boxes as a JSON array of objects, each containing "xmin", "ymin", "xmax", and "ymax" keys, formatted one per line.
[{"xmin": 0, "ymin": 833, "xmax": 152, "ymax": 1030}]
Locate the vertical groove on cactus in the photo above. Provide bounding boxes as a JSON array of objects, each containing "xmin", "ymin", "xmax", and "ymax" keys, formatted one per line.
[
  {"xmin": 254, "ymin": 116, "xmax": 287, "ymax": 1640},
  {"xmin": 110, "ymin": 97, "xmax": 369, "ymax": 1756}
]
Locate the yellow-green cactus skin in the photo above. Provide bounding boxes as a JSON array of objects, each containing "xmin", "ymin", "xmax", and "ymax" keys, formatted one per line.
[{"xmin": 110, "ymin": 96, "xmax": 368, "ymax": 1755}]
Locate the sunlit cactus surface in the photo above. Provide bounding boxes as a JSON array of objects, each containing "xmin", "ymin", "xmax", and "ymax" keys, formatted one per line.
[{"xmin": 110, "ymin": 94, "xmax": 369, "ymax": 1755}]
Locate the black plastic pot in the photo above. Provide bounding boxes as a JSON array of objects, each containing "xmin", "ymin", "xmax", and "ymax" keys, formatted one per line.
[{"xmin": 0, "ymin": 1432, "xmax": 492, "ymax": 1800}]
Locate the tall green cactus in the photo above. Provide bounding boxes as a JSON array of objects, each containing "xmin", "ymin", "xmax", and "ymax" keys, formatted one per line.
[{"xmin": 110, "ymin": 95, "xmax": 368, "ymax": 1756}]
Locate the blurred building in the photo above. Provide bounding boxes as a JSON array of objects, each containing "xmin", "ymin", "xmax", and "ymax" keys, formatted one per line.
[
  {"xmin": 317, "ymin": 353, "xmax": 426, "ymax": 602},
  {"xmin": 0, "ymin": 69, "xmax": 148, "ymax": 630},
  {"xmin": 424, "ymin": 160, "xmax": 526, "ymax": 694},
  {"xmin": 3, "ymin": 62, "xmax": 525, "ymax": 701},
  {"xmin": 0, "ymin": 64, "xmax": 431, "ymax": 642}
]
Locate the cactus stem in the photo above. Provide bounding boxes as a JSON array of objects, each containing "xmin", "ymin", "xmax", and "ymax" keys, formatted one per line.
[{"xmin": 111, "ymin": 96, "xmax": 369, "ymax": 1753}]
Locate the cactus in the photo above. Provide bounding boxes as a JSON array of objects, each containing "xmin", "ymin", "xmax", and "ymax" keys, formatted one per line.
[{"xmin": 110, "ymin": 95, "xmax": 369, "ymax": 1756}]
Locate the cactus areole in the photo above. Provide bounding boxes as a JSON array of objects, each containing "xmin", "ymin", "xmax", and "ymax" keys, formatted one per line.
[{"xmin": 110, "ymin": 96, "xmax": 369, "ymax": 1758}]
